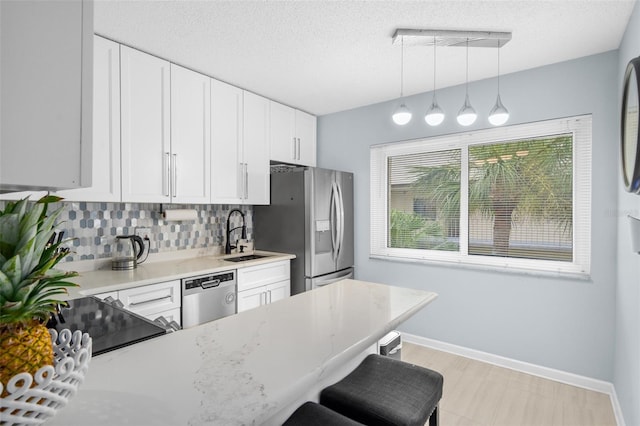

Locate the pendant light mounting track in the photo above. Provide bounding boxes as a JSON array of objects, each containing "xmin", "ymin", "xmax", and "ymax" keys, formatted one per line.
[{"xmin": 392, "ymin": 29, "xmax": 512, "ymax": 48}]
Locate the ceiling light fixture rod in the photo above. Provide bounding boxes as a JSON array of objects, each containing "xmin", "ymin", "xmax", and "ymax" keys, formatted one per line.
[
  {"xmin": 425, "ymin": 36, "xmax": 445, "ymax": 126},
  {"xmin": 392, "ymin": 28, "xmax": 512, "ymax": 48},
  {"xmin": 392, "ymin": 35, "xmax": 412, "ymax": 125},
  {"xmin": 400, "ymin": 35, "xmax": 405, "ymax": 97}
]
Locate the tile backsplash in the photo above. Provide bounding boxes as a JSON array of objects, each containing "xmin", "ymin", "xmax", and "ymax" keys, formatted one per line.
[{"xmin": 0, "ymin": 200, "xmax": 252, "ymax": 263}]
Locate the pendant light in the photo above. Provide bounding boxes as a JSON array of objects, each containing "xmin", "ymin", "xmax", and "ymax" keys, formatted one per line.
[
  {"xmin": 392, "ymin": 36, "xmax": 412, "ymax": 125},
  {"xmin": 456, "ymin": 38, "xmax": 477, "ymax": 126},
  {"xmin": 425, "ymin": 37, "xmax": 445, "ymax": 126},
  {"xmin": 488, "ymin": 40, "xmax": 509, "ymax": 126}
]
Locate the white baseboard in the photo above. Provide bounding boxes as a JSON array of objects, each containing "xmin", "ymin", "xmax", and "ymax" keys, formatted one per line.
[{"xmin": 402, "ymin": 333, "xmax": 626, "ymax": 426}]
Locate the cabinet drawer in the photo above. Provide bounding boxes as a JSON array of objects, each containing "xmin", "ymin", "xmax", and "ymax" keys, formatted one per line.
[
  {"xmin": 119, "ymin": 280, "xmax": 181, "ymax": 317},
  {"xmin": 237, "ymin": 260, "xmax": 290, "ymax": 292}
]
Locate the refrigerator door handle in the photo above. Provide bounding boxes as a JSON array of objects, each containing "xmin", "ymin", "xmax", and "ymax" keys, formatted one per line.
[
  {"xmin": 331, "ymin": 181, "xmax": 344, "ymax": 263},
  {"xmin": 330, "ymin": 182, "xmax": 338, "ymax": 261},
  {"xmin": 336, "ymin": 180, "xmax": 345, "ymax": 261}
]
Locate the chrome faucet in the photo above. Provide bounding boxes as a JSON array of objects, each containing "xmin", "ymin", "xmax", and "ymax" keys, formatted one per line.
[{"xmin": 225, "ymin": 208, "xmax": 247, "ymax": 254}]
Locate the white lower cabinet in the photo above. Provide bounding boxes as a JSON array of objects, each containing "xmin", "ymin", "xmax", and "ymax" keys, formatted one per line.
[
  {"xmin": 95, "ymin": 280, "xmax": 181, "ymax": 327},
  {"xmin": 237, "ymin": 260, "xmax": 290, "ymax": 313}
]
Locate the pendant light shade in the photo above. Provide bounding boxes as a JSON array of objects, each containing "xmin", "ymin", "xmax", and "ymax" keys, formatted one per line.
[
  {"xmin": 425, "ymin": 99, "xmax": 445, "ymax": 126},
  {"xmin": 425, "ymin": 38, "xmax": 444, "ymax": 126},
  {"xmin": 456, "ymin": 39, "xmax": 477, "ymax": 126},
  {"xmin": 457, "ymin": 93, "xmax": 477, "ymax": 126},
  {"xmin": 393, "ymin": 104, "xmax": 413, "ymax": 125},
  {"xmin": 488, "ymin": 94, "xmax": 509, "ymax": 125},
  {"xmin": 488, "ymin": 42, "xmax": 509, "ymax": 126},
  {"xmin": 393, "ymin": 36, "xmax": 412, "ymax": 125}
]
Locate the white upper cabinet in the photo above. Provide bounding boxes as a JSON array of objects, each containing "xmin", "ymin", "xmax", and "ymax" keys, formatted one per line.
[
  {"xmin": 0, "ymin": 0, "xmax": 93, "ymax": 193},
  {"xmin": 120, "ymin": 48, "xmax": 211, "ymax": 204},
  {"xmin": 211, "ymin": 85, "xmax": 270, "ymax": 205},
  {"xmin": 211, "ymin": 80, "xmax": 243, "ymax": 204},
  {"xmin": 269, "ymin": 101, "xmax": 316, "ymax": 167},
  {"xmin": 120, "ymin": 46, "xmax": 171, "ymax": 203},
  {"xmin": 170, "ymin": 64, "xmax": 211, "ymax": 204},
  {"xmin": 59, "ymin": 35, "xmax": 121, "ymax": 202},
  {"xmin": 294, "ymin": 110, "xmax": 317, "ymax": 167},
  {"xmin": 243, "ymin": 92, "xmax": 271, "ymax": 205}
]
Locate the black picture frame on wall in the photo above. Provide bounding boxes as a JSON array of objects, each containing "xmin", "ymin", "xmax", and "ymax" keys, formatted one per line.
[{"xmin": 621, "ymin": 55, "xmax": 640, "ymax": 194}]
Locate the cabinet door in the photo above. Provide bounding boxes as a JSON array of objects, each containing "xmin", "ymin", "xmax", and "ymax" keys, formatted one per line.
[
  {"xmin": 269, "ymin": 101, "xmax": 296, "ymax": 164},
  {"xmin": 170, "ymin": 64, "xmax": 210, "ymax": 204},
  {"xmin": 295, "ymin": 110, "xmax": 317, "ymax": 167},
  {"xmin": 266, "ymin": 280, "xmax": 290, "ymax": 304},
  {"xmin": 59, "ymin": 35, "xmax": 121, "ymax": 202},
  {"xmin": 243, "ymin": 91, "xmax": 270, "ymax": 205},
  {"xmin": 237, "ymin": 286, "xmax": 266, "ymax": 313},
  {"xmin": 0, "ymin": 0, "xmax": 93, "ymax": 192},
  {"xmin": 120, "ymin": 46, "xmax": 171, "ymax": 203},
  {"xmin": 211, "ymin": 79, "xmax": 243, "ymax": 204}
]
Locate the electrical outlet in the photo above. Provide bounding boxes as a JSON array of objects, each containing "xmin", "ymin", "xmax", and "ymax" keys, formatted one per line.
[{"xmin": 135, "ymin": 227, "xmax": 151, "ymax": 239}]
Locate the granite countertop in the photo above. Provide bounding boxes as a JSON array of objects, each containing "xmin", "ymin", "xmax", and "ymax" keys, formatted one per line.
[
  {"xmin": 62, "ymin": 250, "xmax": 295, "ymax": 300},
  {"xmin": 48, "ymin": 279, "xmax": 438, "ymax": 426}
]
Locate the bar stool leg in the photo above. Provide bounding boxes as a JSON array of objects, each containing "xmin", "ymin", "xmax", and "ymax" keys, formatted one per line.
[{"xmin": 429, "ymin": 404, "xmax": 439, "ymax": 426}]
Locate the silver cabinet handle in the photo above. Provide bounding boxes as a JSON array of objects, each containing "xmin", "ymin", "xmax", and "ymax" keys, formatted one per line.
[
  {"xmin": 244, "ymin": 163, "xmax": 249, "ymax": 200},
  {"xmin": 238, "ymin": 162, "xmax": 243, "ymax": 199},
  {"xmin": 163, "ymin": 152, "xmax": 171, "ymax": 196},
  {"xmin": 172, "ymin": 153, "xmax": 177, "ymax": 197},
  {"xmin": 297, "ymin": 137, "xmax": 301, "ymax": 160},
  {"xmin": 292, "ymin": 137, "xmax": 296, "ymax": 161},
  {"xmin": 129, "ymin": 295, "xmax": 172, "ymax": 306}
]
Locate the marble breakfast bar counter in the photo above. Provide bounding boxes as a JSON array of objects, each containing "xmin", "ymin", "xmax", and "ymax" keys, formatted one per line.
[{"xmin": 49, "ymin": 279, "xmax": 437, "ymax": 426}]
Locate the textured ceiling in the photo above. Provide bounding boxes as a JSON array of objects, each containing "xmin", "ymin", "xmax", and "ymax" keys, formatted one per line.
[{"xmin": 95, "ymin": 0, "xmax": 636, "ymax": 116}]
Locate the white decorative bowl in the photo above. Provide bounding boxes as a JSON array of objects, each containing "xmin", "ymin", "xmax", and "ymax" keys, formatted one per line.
[{"xmin": 0, "ymin": 329, "xmax": 92, "ymax": 425}]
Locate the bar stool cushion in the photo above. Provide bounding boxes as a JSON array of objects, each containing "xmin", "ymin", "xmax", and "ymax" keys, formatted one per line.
[
  {"xmin": 320, "ymin": 354, "xmax": 443, "ymax": 426},
  {"xmin": 283, "ymin": 401, "xmax": 364, "ymax": 426}
]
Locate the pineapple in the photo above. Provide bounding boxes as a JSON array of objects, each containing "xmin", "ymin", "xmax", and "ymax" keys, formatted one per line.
[{"xmin": 0, "ymin": 195, "xmax": 78, "ymax": 393}]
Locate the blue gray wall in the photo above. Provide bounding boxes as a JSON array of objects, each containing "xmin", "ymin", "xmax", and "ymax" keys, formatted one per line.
[
  {"xmin": 318, "ymin": 50, "xmax": 620, "ymax": 384},
  {"xmin": 615, "ymin": 1, "xmax": 640, "ymax": 424}
]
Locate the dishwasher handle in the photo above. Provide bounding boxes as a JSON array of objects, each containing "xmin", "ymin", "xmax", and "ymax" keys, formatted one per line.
[{"xmin": 200, "ymin": 279, "xmax": 221, "ymax": 289}]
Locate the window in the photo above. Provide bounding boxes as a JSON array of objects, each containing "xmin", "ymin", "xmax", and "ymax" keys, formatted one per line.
[{"xmin": 370, "ymin": 116, "xmax": 592, "ymax": 277}]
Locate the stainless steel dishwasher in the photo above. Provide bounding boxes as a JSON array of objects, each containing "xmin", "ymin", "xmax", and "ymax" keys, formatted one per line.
[{"xmin": 182, "ymin": 271, "xmax": 237, "ymax": 328}]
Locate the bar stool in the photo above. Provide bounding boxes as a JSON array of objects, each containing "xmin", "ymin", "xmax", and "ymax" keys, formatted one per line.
[
  {"xmin": 283, "ymin": 401, "xmax": 364, "ymax": 425},
  {"xmin": 320, "ymin": 354, "xmax": 444, "ymax": 426}
]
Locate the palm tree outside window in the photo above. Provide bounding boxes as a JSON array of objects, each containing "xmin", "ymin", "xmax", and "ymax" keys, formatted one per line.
[{"xmin": 371, "ymin": 115, "xmax": 591, "ymax": 276}]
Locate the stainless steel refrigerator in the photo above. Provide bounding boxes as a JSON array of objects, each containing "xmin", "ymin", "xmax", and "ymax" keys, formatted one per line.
[{"xmin": 254, "ymin": 166, "xmax": 354, "ymax": 295}]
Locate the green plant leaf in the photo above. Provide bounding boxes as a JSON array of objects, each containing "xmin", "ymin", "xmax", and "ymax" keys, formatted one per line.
[
  {"xmin": 0, "ymin": 213, "xmax": 20, "ymax": 255},
  {"xmin": 16, "ymin": 237, "xmax": 36, "ymax": 279},
  {"xmin": 0, "ymin": 269, "xmax": 12, "ymax": 299},
  {"xmin": 16, "ymin": 202, "xmax": 44, "ymax": 252},
  {"xmin": 2, "ymin": 255, "xmax": 22, "ymax": 287},
  {"xmin": 37, "ymin": 194, "xmax": 63, "ymax": 205}
]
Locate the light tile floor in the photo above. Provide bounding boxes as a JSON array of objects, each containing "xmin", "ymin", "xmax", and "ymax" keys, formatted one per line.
[{"xmin": 402, "ymin": 342, "xmax": 617, "ymax": 426}]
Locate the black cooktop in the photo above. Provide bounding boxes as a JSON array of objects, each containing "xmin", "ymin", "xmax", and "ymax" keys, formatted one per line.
[{"xmin": 47, "ymin": 296, "xmax": 167, "ymax": 356}]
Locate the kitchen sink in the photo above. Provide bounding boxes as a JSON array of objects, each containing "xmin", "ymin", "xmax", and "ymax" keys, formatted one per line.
[{"xmin": 224, "ymin": 254, "xmax": 269, "ymax": 263}]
